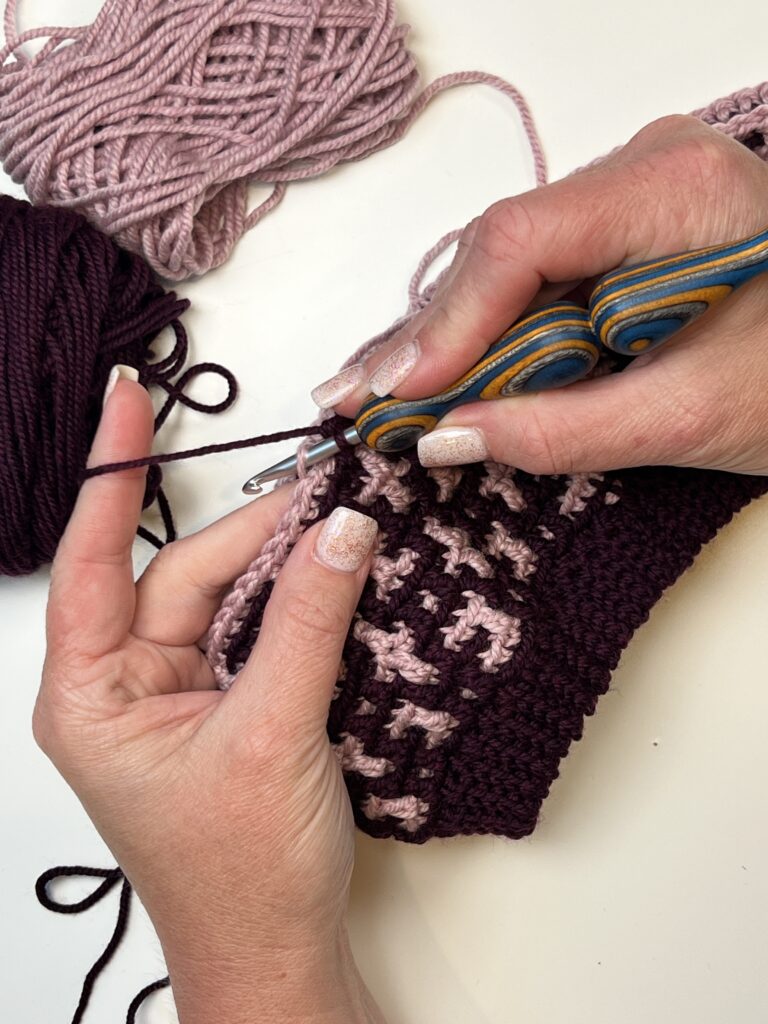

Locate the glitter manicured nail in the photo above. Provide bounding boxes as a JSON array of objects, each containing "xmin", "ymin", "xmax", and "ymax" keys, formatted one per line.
[
  {"xmin": 315, "ymin": 507, "xmax": 378, "ymax": 573},
  {"xmin": 417, "ymin": 427, "xmax": 488, "ymax": 467},
  {"xmin": 103, "ymin": 364, "xmax": 140, "ymax": 407},
  {"xmin": 368, "ymin": 339, "xmax": 419, "ymax": 397},
  {"xmin": 310, "ymin": 363, "xmax": 365, "ymax": 409}
]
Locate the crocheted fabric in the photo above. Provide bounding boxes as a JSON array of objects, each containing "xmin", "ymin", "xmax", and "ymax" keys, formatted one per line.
[
  {"xmin": 206, "ymin": 80, "xmax": 768, "ymax": 842},
  {"xmin": 207, "ymin": 422, "xmax": 768, "ymax": 842}
]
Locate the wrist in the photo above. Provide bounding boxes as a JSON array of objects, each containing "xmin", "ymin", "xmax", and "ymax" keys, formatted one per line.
[{"xmin": 159, "ymin": 923, "xmax": 384, "ymax": 1024}]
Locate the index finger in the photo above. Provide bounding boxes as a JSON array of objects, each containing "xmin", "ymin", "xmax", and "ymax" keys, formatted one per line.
[
  {"xmin": 47, "ymin": 368, "xmax": 154, "ymax": 660},
  {"xmin": 336, "ymin": 115, "xmax": 768, "ymax": 414}
]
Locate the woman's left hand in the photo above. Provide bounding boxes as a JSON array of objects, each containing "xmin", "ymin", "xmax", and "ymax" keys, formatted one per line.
[{"xmin": 34, "ymin": 371, "xmax": 384, "ymax": 1024}]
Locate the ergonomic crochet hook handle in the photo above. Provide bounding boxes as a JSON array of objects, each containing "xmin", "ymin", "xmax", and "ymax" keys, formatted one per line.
[
  {"xmin": 241, "ymin": 225, "xmax": 768, "ymax": 490},
  {"xmin": 355, "ymin": 302, "xmax": 598, "ymax": 452},
  {"xmin": 357, "ymin": 225, "xmax": 768, "ymax": 452},
  {"xmin": 590, "ymin": 224, "xmax": 768, "ymax": 355}
]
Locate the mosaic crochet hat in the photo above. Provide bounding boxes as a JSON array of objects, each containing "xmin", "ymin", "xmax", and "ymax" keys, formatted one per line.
[{"xmin": 206, "ymin": 81, "xmax": 768, "ymax": 844}]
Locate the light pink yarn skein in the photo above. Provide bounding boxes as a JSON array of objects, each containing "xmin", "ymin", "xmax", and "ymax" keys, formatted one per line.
[{"xmin": 0, "ymin": 0, "xmax": 544, "ymax": 280}]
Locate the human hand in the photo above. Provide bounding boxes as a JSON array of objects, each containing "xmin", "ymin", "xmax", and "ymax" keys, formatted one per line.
[
  {"xmin": 34, "ymin": 370, "xmax": 384, "ymax": 1024},
  {"xmin": 320, "ymin": 115, "xmax": 768, "ymax": 475}
]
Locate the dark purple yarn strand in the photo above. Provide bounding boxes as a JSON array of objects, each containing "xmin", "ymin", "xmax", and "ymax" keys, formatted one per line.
[
  {"xmin": 0, "ymin": 195, "xmax": 237, "ymax": 576},
  {"xmin": 83, "ymin": 425, "xmax": 315, "ymax": 478},
  {"xmin": 35, "ymin": 865, "xmax": 171, "ymax": 1024}
]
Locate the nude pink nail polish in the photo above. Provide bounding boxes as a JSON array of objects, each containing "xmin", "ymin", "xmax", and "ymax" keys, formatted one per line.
[
  {"xmin": 315, "ymin": 507, "xmax": 378, "ymax": 572},
  {"xmin": 368, "ymin": 340, "xmax": 419, "ymax": 397},
  {"xmin": 310, "ymin": 364, "xmax": 365, "ymax": 409},
  {"xmin": 417, "ymin": 427, "xmax": 488, "ymax": 467},
  {"xmin": 103, "ymin": 364, "xmax": 140, "ymax": 407}
]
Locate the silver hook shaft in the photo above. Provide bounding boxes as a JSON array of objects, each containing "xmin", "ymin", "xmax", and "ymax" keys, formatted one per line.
[{"xmin": 242, "ymin": 425, "xmax": 360, "ymax": 494}]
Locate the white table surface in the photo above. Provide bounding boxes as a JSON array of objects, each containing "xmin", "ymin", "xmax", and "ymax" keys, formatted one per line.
[{"xmin": 2, "ymin": 2, "xmax": 767, "ymax": 1022}]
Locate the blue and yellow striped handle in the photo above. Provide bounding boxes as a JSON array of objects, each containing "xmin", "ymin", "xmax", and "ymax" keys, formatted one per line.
[
  {"xmin": 356, "ymin": 226, "xmax": 768, "ymax": 453},
  {"xmin": 590, "ymin": 225, "xmax": 768, "ymax": 355},
  {"xmin": 356, "ymin": 302, "xmax": 598, "ymax": 452}
]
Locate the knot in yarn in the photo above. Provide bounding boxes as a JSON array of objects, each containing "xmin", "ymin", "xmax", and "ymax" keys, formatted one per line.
[
  {"xmin": 0, "ymin": 0, "xmax": 425, "ymax": 280},
  {"xmin": 0, "ymin": 195, "xmax": 235, "ymax": 577}
]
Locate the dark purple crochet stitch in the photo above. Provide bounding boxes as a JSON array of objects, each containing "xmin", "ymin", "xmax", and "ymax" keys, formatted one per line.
[{"xmin": 216, "ymin": 419, "xmax": 768, "ymax": 842}]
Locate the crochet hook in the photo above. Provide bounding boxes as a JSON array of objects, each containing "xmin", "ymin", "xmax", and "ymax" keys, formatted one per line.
[
  {"xmin": 243, "ymin": 225, "xmax": 768, "ymax": 494},
  {"xmin": 243, "ymin": 302, "xmax": 597, "ymax": 492}
]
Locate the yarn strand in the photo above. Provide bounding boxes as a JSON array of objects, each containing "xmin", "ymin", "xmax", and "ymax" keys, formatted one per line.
[
  {"xmin": 35, "ymin": 867, "xmax": 138, "ymax": 1024},
  {"xmin": 84, "ymin": 425, "xmax": 316, "ymax": 479},
  {"xmin": 0, "ymin": 1, "xmax": 546, "ymax": 279},
  {"xmin": 35, "ymin": 865, "xmax": 171, "ymax": 1024}
]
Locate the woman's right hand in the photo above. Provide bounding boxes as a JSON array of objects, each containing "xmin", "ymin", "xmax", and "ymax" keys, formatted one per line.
[{"xmin": 323, "ymin": 115, "xmax": 768, "ymax": 476}]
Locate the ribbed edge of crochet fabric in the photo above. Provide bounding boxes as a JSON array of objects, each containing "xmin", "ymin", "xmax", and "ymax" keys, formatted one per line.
[{"xmin": 207, "ymin": 79, "xmax": 768, "ymax": 843}]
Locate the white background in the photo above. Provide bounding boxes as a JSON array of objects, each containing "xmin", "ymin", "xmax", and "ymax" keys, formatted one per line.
[{"xmin": 2, "ymin": 2, "xmax": 768, "ymax": 1022}]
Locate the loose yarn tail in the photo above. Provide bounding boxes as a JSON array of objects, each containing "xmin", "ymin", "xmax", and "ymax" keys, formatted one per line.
[{"xmin": 35, "ymin": 866, "xmax": 170, "ymax": 1024}]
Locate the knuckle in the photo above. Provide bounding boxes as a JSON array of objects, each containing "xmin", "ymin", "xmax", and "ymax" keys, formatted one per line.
[
  {"xmin": 628, "ymin": 113, "xmax": 703, "ymax": 150},
  {"xmin": 278, "ymin": 586, "xmax": 349, "ymax": 646},
  {"xmin": 514, "ymin": 407, "xmax": 577, "ymax": 475},
  {"xmin": 629, "ymin": 115, "xmax": 739, "ymax": 185},
  {"xmin": 473, "ymin": 198, "xmax": 535, "ymax": 265},
  {"xmin": 620, "ymin": 117, "xmax": 753, "ymax": 241},
  {"xmin": 675, "ymin": 130, "xmax": 740, "ymax": 184},
  {"xmin": 226, "ymin": 701, "xmax": 316, "ymax": 785},
  {"xmin": 31, "ymin": 692, "xmax": 70, "ymax": 763},
  {"xmin": 31, "ymin": 701, "xmax": 55, "ymax": 756},
  {"xmin": 228, "ymin": 718, "xmax": 280, "ymax": 774}
]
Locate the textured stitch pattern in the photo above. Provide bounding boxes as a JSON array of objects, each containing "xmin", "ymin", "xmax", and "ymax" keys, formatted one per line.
[{"xmin": 209, "ymin": 426, "xmax": 768, "ymax": 842}]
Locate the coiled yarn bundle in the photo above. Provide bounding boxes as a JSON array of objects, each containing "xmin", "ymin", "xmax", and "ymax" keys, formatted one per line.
[
  {"xmin": 0, "ymin": 194, "xmax": 235, "ymax": 577},
  {"xmin": 0, "ymin": 0, "xmax": 542, "ymax": 280}
]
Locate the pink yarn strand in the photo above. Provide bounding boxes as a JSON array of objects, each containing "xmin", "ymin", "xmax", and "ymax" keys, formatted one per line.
[
  {"xmin": 403, "ymin": 71, "xmax": 547, "ymax": 187},
  {"xmin": 0, "ymin": 0, "xmax": 545, "ymax": 280}
]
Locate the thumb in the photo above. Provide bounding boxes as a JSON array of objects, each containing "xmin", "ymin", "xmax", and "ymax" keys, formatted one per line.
[
  {"xmin": 418, "ymin": 361, "xmax": 690, "ymax": 474},
  {"xmin": 227, "ymin": 507, "xmax": 377, "ymax": 735}
]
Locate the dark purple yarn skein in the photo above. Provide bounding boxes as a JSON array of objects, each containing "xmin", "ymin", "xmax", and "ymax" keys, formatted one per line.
[{"xmin": 0, "ymin": 195, "xmax": 235, "ymax": 576}]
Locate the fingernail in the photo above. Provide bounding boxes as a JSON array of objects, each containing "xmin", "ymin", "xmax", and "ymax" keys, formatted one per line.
[
  {"xmin": 310, "ymin": 363, "xmax": 366, "ymax": 409},
  {"xmin": 315, "ymin": 507, "xmax": 378, "ymax": 573},
  {"xmin": 368, "ymin": 339, "xmax": 419, "ymax": 397},
  {"xmin": 103, "ymin": 364, "xmax": 140, "ymax": 407},
  {"xmin": 417, "ymin": 427, "xmax": 488, "ymax": 467}
]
